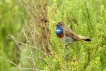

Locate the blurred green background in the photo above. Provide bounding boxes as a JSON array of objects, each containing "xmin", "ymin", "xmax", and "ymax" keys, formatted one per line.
[
  {"xmin": 0, "ymin": 0, "xmax": 106, "ymax": 71},
  {"xmin": 0, "ymin": 0, "xmax": 27, "ymax": 71}
]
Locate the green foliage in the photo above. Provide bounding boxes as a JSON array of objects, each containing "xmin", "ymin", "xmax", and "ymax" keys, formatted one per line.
[
  {"xmin": 49, "ymin": 0, "xmax": 106, "ymax": 71},
  {"xmin": 1, "ymin": 0, "xmax": 106, "ymax": 71},
  {"xmin": 0, "ymin": 0, "xmax": 26, "ymax": 70}
]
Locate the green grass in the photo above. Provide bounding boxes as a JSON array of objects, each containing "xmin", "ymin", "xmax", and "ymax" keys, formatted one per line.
[{"xmin": 0, "ymin": 0, "xmax": 106, "ymax": 71}]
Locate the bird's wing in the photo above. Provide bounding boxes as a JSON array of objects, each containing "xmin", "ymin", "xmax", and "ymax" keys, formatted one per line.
[
  {"xmin": 64, "ymin": 28, "xmax": 80, "ymax": 40},
  {"xmin": 64, "ymin": 28, "xmax": 91, "ymax": 42}
]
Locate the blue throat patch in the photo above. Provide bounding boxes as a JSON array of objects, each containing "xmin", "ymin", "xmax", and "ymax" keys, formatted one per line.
[{"xmin": 56, "ymin": 26, "xmax": 63, "ymax": 36}]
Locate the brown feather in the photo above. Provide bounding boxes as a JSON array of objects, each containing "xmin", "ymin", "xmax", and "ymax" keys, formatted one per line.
[
  {"xmin": 63, "ymin": 26, "xmax": 80, "ymax": 40},
  {"xmin": 63, "ymin": 26, "xmax": 91, "ymax": 42}
]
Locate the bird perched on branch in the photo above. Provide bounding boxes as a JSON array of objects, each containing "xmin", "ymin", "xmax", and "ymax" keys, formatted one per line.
[{"xmin": 56, "ymin": 22, "xmax": 91, "ymax": 45}]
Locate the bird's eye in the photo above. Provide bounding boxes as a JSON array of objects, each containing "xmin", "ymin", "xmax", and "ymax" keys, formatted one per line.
[{"xmin": 60, "ymin": 23, "xmax": 62, "ymax": 26}]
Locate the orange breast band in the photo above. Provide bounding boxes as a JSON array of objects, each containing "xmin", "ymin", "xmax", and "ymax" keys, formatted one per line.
[{"xmin": 57, "ymin": 33, "xmax": 64, "ymax": 38}]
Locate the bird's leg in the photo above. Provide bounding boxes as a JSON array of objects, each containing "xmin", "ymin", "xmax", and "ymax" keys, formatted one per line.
[
  {"xmin": 65, "ymin": 44, "xmax": 69, "ymax": 50},
  {"xmin": 65, "ymin": 43, "xmax": 70, "ymax": 70}
]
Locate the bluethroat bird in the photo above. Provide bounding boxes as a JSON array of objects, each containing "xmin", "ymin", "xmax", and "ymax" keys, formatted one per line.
[{"xmin": 56, "ymin": 22, "xmax": 91, "ymax": 45}]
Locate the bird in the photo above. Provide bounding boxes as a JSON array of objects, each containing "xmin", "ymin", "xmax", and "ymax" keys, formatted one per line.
[{"xmin": 56, "ymin": 22, "xmax": 91, "ymax": 45}]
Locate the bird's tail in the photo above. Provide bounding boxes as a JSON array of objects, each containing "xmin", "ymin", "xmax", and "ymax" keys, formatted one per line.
[{"xmin": 78, "ymin": 35, "xmax": 91, "ymax": 42}]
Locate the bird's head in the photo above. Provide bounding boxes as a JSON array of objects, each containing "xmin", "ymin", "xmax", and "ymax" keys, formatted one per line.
[
  {"xmin": 56, "ymin": 22, "xmax": 64, "ymax": 27},
  {"xmin": 56, "ymin": 22, "xmax": 64, "ymax": 36}
]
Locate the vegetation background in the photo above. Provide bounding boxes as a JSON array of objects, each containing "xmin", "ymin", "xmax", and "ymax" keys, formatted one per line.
[{"xmin": 0, "ymin": 0, "xmax": 106, "ymax": 71}]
